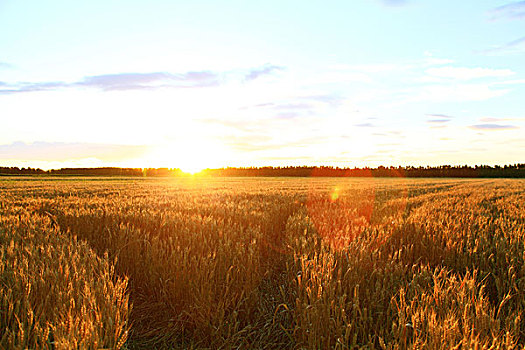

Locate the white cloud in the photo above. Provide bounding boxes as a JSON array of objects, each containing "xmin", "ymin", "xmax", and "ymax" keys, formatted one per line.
[
  {"xmin": 303, "ymin": 70, "xmax": 373, "ymax": 85},
  {"xmin": 413, "ymin": 84, "xmax": 509, "ymax": 102},
  {"xmin": 425, "ymin": 67, "xmax": 515, "ymax": 80},
  {"xmin": 423, "ymin": 57, "xmax": 455, "ymax": 66},
  {"xmin": 378, "ymin": 0, "xmax": 409, "ymax": 7},
  {"xmin": 491, "ymin": 78, "xmax": 525, "ymax": 86}
]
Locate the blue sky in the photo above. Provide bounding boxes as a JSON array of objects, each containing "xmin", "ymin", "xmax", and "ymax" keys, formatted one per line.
[{"xmin": 1, "ymin": 0, "xmax": 524, "ymax": 171}]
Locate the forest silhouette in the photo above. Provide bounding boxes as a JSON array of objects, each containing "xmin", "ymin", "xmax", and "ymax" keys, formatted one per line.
[{"xmin": 1, "ymin": 164, "xmax": 524, "ymax": 178}]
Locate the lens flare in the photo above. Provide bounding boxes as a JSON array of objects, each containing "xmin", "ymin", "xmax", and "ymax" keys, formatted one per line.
[{"xmin": 330, "ymin": 186, "xmax": 340, "ymax": 202}]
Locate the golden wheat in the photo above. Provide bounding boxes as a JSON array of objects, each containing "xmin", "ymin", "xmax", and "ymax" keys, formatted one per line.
[{"xmin": 1, "ymin": 177, "xmax": 524, "ymax": 349}]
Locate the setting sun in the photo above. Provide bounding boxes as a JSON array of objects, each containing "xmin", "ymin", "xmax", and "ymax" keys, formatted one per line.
[{"xmin": 138, "ymin": 135, "xmax": 231, "ymax": 174}]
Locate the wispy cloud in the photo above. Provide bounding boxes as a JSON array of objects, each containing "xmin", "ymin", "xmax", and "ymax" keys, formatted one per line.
[
  {"xmin": 479, "ymin": 116, "xmax": 525, "ymax": 122},
  {"xmin": 426, "ymin": 113, "xmax": 454, "ymax": 119},
  {"xmin": 413, "ymin": 84, "xmax": 509, "ymax": 102},
  {"xmin": 300, "ymin": 94, "xmax": 345, "ymax": 107},
  {"xmin": 234, "ymin": 93, "xmax": 344, "ymax": 123},
  {"xmin": 490, "ymin": 1, "xmax": 525, "ymax": 20},
  {"xmin": 426, "ymin": 113, "xmax": 452, "ymax": 125},
  {"xmin": 0, "ymin": 71, "xmax": 220, "ymax": 94},
  {"xmin": 425, "ymin": 66, "xmax": 514, "ymax": 80},
  {"xmin": 79, "ymin": 71, "xmax": 219, "ymax": 90},
  {"xmin": 469, "ymin": 123, "xmax": 519, "ymax": 130},
  {"xmin": 0, "ymin": 62, "xmax": 13, "ymax": 69},
  {"xmin": 239, "ymin": 94, "xmax": 343, "ymax": 112},
  {"xmin": 218, "ymin": 134, "xmax": 328, "ymax": 152},
  {"xmin": 275, "ymin": 112, "xmax": 309, "ymax": 119},
  {"xmin": 491, "ymin": 77, "xmax": 525, "ymax": 85},
  {"xmin": 482, "ymin": 36, "xmax": 525, "ymax": 55},
  {"xmin": 244, "ymin": 64, "xmax": 284, "ymax": 81},
  {"xmin": 245, "ymin": 101, "xmax": 318, "ymax": 119},
  {"xmin": 0, "ymin": 81, "xmax": 69, "ymax": 94},
  {"xmin": 0, "ymin": 65, "xmax": 284, "ymax": 94},
  {"xmin": 480, "ymin": 117, "xmax": 503, "ymax": 122},
  {"xmin": 378, "ymin": 0, "xmax": 409, "ymax": 7},
  {"xmin": 502, "ymin": 36, "xmax": 525, "ymax": 47},
  {"xmin": 242, "ymin": 101, "xmax": 313, "ymax": 112},
  {"xmin": 0, "ymin": 141, "xmax": 150, "ymax": 161},
  {"xmin": 79, "ymin": 72, "xmax": 169, "ymax": 90},
  {"xmin": 354, "ymin": 123, "xmax": 375, "ymax": 127}
]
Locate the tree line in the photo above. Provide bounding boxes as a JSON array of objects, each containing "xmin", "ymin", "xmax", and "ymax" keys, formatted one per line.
[
  {"xmin": 1, "ymin": 164, "xmax": 525, "ymax": 178},
  {"xmin": 201, "ymin": 165, "xmax": 525, "ymax": 178},
  {"xmin": 0, "ymin": 167, "xmax": 187, "ymax": 177}
]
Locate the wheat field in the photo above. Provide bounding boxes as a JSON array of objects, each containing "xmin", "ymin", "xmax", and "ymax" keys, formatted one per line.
[{"xmin": 1, "ymin": 176, "xmax": 524, "ymax": 349}]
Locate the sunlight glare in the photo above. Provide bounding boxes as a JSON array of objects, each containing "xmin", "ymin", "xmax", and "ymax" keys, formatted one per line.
[{"xmin": 141, "ymin": 136, "xmax": 230, "ymax": 174}]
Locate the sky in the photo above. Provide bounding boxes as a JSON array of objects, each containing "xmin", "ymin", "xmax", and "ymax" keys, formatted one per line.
[{"xmin": 1, "ymin": 0, "xmax": 524, "ymax": 172}]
